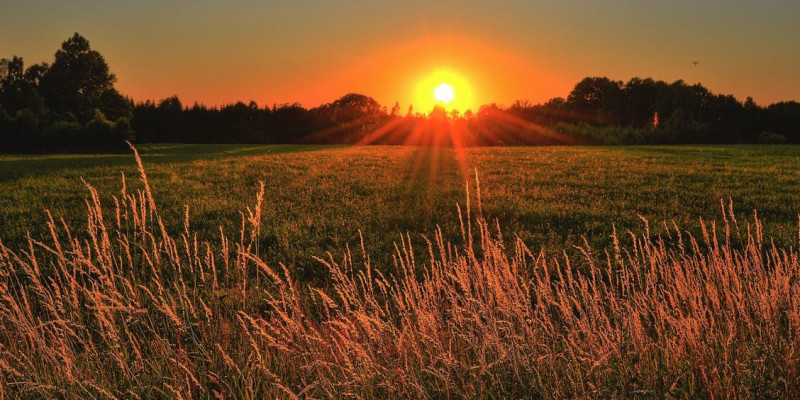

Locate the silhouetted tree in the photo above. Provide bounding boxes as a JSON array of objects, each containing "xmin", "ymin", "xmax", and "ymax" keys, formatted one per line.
[
  {"xmin": 765, "ymin": 101, "xmax": 800, "ymax": 143},
  {"xmin": 567, "ymin": 77, "xmax": 626, "ymax": 125},
  {"xmin": 623, "ymin": 77, "xmax": 661, "ymax": 128},
  {"xmin": 0, "ymin": 56, "xmax": 48, "ymax": 116},
  {"xmin": 39, "ymin": 33, "xmax": 131, "ymax": 124},
  {"xmin": 308, "ymin": 93, "xmax": 384, "ymax": 143},
  {"xmin": 429, "ymin": 104, "xmax": 447, "ymax": 121},
  {"xmin": 0, "ymin": 33, "xmax": 134, "ymax": 151},
  {"xmin": 272, "ymin": 103, "xmax": 313, "ymax": 143}
]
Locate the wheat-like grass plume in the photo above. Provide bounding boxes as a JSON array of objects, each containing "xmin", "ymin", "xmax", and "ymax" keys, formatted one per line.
[{"xmin": 0, "ymin": 146, "xmax": 797, "ymax": 398}]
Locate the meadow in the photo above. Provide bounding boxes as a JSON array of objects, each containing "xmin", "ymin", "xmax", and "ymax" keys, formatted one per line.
[
  {"xmin": 2, "ymin": 144, "xmax": 799, "ymax": 275},
  {"xmin": 1, "ymin": 144, "xmax": 799, "ymax": 398}
]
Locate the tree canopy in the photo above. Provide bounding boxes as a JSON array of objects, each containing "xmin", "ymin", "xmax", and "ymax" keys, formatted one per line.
[{"xmin": 0, "ymin": 33, "xmax": 132, "ymax": 151}]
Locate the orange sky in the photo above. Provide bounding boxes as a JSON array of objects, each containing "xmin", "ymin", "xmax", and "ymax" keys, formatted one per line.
[
  {"xmin": 304, "ymin": 35, "xmax": 570, "ymax": 113},
  {"xmin": 2, "ymin": 1, "xmax": 799, "ymax": 111}
]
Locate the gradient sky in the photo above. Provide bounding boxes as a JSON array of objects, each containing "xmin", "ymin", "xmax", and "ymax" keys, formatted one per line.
[{"xmin": 2, "ymin": 0, "xmax": 798, "ymax": 111}]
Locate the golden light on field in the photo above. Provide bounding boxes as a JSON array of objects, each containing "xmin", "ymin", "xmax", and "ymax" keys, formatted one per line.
[
  {"xmin": 414, "ymin": 69, "xmax": 474, "ymax": 113},
  {"xmin": 434, "ymin": 83, "xmax": 454, "ymax": 104}
]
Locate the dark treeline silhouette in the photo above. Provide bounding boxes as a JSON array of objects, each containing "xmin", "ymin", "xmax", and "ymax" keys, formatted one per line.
[
  {"xmin": 544, "ymin": 77, "xmax": 799, "ymax": 145},
  {"xmin": 0, "ymin": 33, "xmax": 132, "ymax": 152},
  {"xmin": 2, "ymin": 34, "xmax": 800, "ymax": 151},
  {"xmin": 131, "ymin": 78, "xmax": 800, "ymax": 146}
]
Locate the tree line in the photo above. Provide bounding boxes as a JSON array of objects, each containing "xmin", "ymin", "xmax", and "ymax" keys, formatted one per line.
[
  {"xmin": 0, "ymin": 33, "xmax": 132, "ymax": 152},
  {"xmin": 127, "ymin": 78, "xmax": 800, "ymax": 146},
  {"xmin": 2, "ymin": 34, "xmax": 799, "ymax": 151}
]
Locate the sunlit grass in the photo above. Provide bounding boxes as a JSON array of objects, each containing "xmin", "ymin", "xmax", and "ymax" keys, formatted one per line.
[
  {"xmin": 0, "ymin": 145, "xmax": 798, "ymax": 398},
  {"xmin": 1, "ymin": 144, "xmax": 798, "ymax": 275}
]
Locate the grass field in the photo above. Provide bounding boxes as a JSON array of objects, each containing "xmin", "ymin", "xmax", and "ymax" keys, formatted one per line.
[
  {"xmin": 1, "ymin": 144, "xmax": 800, "ymax": 398},
  {"xmin": 1, "ymin": 144, "xmax": 798, "ymax": 276}
]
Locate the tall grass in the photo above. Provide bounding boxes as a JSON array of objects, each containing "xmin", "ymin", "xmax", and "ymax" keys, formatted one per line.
[{"xmin": 0, "ymin": 145, "xmax": 798, "ymax": 398}]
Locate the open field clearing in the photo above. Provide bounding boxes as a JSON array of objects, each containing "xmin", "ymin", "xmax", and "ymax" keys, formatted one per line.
[
  {"xmin": 1, "ymin": 144, "xmax": 799, "ymax": 275},
  {"xmin": 0, "ymin": 144, "xmax": 800, "ymax": 397}
]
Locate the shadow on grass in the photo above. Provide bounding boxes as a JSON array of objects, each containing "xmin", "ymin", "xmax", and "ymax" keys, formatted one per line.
[{"xmin": 0, "ymin": 144, "xmax": 342, "ymax": 182}]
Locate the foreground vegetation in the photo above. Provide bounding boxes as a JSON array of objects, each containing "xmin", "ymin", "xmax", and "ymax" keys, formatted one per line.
[{"xmin": 0, "ymin": 144, "xmax": 798, "ymax": 398}]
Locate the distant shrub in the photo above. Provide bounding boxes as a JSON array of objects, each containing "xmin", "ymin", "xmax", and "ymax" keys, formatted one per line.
[
  {"xmin": 114, "ymin": 117, "xmax": 134, "ymax": 142},
  {"xmin": 757, "ymin": 131, "xmax": 786, "ymax": 144},
  {"xmin": 25, "ymin": 110, "xmax": 134, "ymax": 152},
  {"xmin": 82, "ymin": 109, "xmax": 132, "ymax": 150},
  {"xmin": 42, "ymin": 120, "xmax": 83, "ymax": 139},
  {"xmin": 0, "ymin": 108, "xmax": 12, "ymax": 149},
  {"xmin": 1, "ymin": 109, "xmax": 44, "ymax": 150},
  {"xmin": 553, "ymin": 122, "xmax": 652, "ymax": 145},
  {"xmin": 12, "ymin": 108, "xmax": 41, "ymax": 136}
]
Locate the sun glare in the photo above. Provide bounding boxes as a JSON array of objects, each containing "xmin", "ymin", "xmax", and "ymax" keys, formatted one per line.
[
  {"xmin": 414, "ymin": 69, "xmax": 473, "ymax": 113},
  {"xmin": 434, "ymin": 83, "xmax": 454, "ymax": 104}
]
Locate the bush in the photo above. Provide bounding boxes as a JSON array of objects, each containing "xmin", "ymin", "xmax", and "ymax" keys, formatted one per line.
[
  {"xmin": 32, "ymin": 110, "xmax": 132, "ymax": 152},
  {"xmin": 757, "ymin": 131, "xmax": 786, "ymax": 144},
  {"xmin": 0, "ymin": 107, "xmax": 12, "ymax": 149},
  {"xmin": 0, "ymin": 107, "xmax": 131, "ymax": 152},
  {"xmin": 41, "ymin": 120, "xmax": 84, "ymax": 150},
  {"xmin": 2, "ymin": 109, "xmax": 44, "ymax": 151},
  {"xmin": 553, "ymin": 122, "xmax": 652, "ymax": 145},
  {"xmin": 82, "ymin": 109, "xmax": 132, "ymax": 150}
]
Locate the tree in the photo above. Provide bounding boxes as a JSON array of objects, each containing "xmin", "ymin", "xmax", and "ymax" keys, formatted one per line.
[
  {"xmin": 624, "ymin": 77, "xmax": 660, "ymax": 128},
  {"xmin": 98, "ymin": 88, "xmax": 133, "ymax": 121},
  {"xmin": 330, "ymin": 93, "xmax": 382, "ymax": 116},
  {"xmin": 765, "ymin": 101, "xmax": 800, "ymax": 143},
  {"xmin": 310, "ymin": 93, "xmax": 384, "ymax": 143},
  {"xmin": 157, "ymin": 96, "xmax": 184, "ymax": 142},
  {"xmin": 429, "ymin": 104, "xmax": 447, "ymax": 121},
  {"xmin": 0, "ymin": 56, "xmax": 47, "ymax": 116},
  {"xmin": 566, "ymin": 77, "xmax": 625, "ymax": 125},
  {"xmin": 40, "ymin": 33, "xmax": 119, "ymax": 122},
  {"xmin": 0, "ymin": 56, "xmax": 24, "ymax": 84}
]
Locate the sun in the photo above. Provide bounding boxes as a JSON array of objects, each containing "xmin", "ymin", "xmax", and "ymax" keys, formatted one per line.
[
  {"xmin": 434, "ymin": 83, "xmax": 454, "ymax": 104},
  {"xmin": 413, "ymin": 69, "xmax": 474, "ymax": 112}
]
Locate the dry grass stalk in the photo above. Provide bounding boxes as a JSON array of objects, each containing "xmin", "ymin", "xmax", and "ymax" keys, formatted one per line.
[{"xmin": 0, "ymin": 147, "xmax": 797, "ymax": 398}]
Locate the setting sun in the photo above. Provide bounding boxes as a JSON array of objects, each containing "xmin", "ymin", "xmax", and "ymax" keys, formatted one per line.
[
  {"xmin": 414, "ymin": 69, "xmax": 474, "ymax": 113},
  {"xmin": 4, "ymin": 2, "xmax": 800, "ymax": 398},
  {"xmin": 434, "ymin": 83, "xmax": 454, "ymax": 104}
]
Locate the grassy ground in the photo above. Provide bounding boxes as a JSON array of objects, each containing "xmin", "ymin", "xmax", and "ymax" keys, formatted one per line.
[
  {"xmin": 1, "ymin": 144, "xmax": 799, "ymax": 278},
  {"xmin": 2, "ymin": 143, "xmax": 800, "ymax": 398}
]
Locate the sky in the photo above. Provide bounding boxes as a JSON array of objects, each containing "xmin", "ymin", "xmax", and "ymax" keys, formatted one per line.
[{"xmin": 1, "ymin": 0, "xmax": 799, "ymax": 111}]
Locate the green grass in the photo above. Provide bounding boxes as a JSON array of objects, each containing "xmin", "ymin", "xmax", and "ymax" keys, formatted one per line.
[
  {"xmin": 1, "ymin": 144, "xmax": 799, "ymax": 278},
  {"xmin": 2, "ymin": 143, "xmax": 800, "ymax": 398}
]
